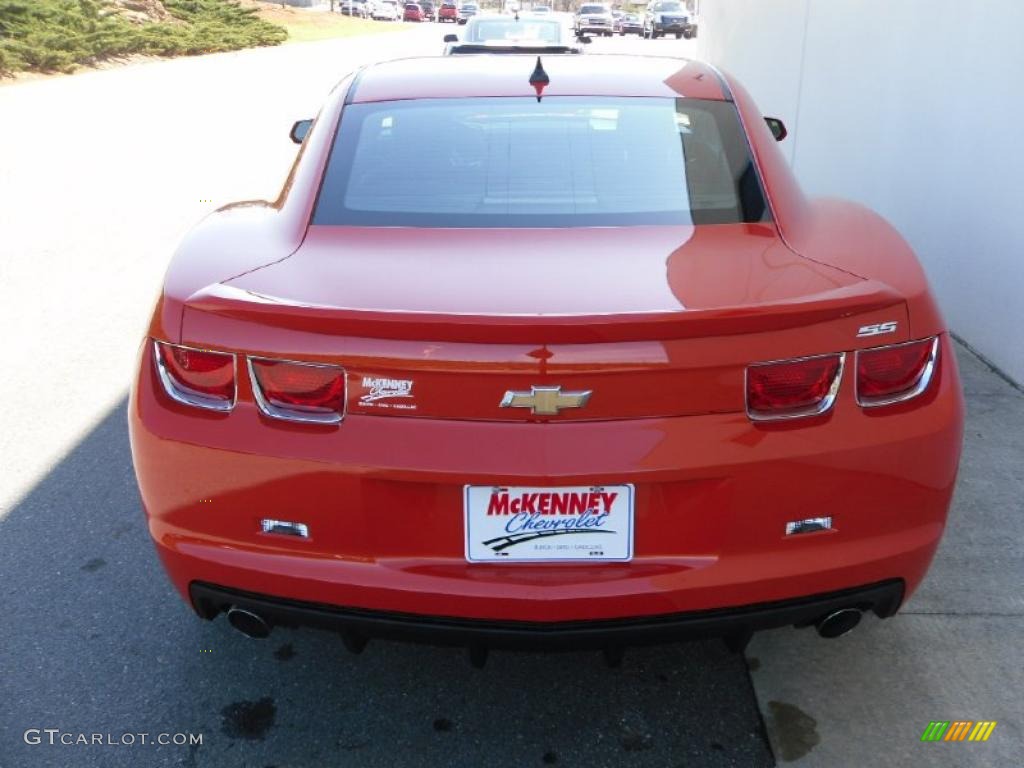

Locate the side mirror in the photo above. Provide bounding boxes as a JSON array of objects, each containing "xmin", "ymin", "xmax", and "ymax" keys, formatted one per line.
[
  {"xmin": 443, "ymin": 33, "xmax": 458, "ymax": 42},
  {"xmin": 290, "ymin": 119, "xmax": 313, "ymax": 144},
  {"xmin": 764, "ymin": 117, "xmax": 787, "ymax": 142}
]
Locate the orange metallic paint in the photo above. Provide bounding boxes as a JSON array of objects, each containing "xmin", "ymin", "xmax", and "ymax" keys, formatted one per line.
[{"xmin": 129, "ymin": 56, "xmax": 964, "ymax": 630}]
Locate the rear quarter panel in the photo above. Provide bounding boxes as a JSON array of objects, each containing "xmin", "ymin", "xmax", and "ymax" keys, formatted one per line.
[{"xmin": 725, "ymin": 70, "xmax": 946, "ymax": 338}]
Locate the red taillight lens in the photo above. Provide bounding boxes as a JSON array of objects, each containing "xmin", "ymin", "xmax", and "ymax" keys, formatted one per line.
[
  {"xmin": 249, "ymin": 358, "xmax": 346, "ymax": 423},
  {"xmin": 856, "ymin": 337, "xmax": 938, "ymax": 406},
  {"xmin": 746, "ymin": 354, "xmax": 844, "ymax": 420},
  {"xmin": 155, "ymin": 341, "xmax": 235, "ymax": 410}
]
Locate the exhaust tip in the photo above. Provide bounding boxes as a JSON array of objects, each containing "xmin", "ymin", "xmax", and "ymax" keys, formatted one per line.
[
  {"xmin": 816, "ymin": 608, "xmax": 862, "ymax": 639},
  {"xmin": 227, "ymin": 607, "xmax": 271, "ymax": 639}
]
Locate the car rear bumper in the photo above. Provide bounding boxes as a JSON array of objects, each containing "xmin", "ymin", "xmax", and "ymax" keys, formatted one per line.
[
  {"xmin": 131, "ymin": 334, "xmax": 963, "ymax": 627},
  {"xmin": 654, "ymin": 21, "xmax": 692, "ymax": 31},
  {"xmin": 191, "ymin": 579, "xmax": 903, "ymax": 650}
]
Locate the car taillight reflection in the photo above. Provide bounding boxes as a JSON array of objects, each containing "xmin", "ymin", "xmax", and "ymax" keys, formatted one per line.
[
  {"xmin": 856, "ymin": 337, "xmax": 939, "ymax": 407},
  {"xmin": 154, "ymin": 341, "xmax": 236, "ymax": 411},
  {"xmin": 746, "ymin": 353, "xmax": 844, "ymax": 421},
  {"xmin": 248, "ymin": 358, "xmax": 346, "ymax": 424}
]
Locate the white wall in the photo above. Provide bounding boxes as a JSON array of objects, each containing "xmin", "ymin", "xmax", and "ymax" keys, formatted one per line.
[{"xmin": 699, "ymin": 0, "xmax": 1024, "ymax": 385}]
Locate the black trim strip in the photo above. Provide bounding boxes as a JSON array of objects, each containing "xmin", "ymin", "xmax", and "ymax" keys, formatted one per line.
[
  {"xmin": 703, "ymin": 61, "xmax": 735, "ymax": 103},
  {"xmin": 190, "ymin": 579, "xmax": 904, "ymax": 651},
  {"xmin": 344, "ymin": 66, "xmax": 367, "ymax": 105}
]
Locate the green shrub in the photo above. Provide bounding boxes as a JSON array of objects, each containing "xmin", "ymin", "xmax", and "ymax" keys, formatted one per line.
[{"xmin": 0, "ymin": 0, "xmax": 286, "ymax": 75}]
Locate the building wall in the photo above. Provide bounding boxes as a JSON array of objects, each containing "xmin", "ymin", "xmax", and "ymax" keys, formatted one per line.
[{"xmin": 699, "ymin": 0, "xmax": 1024, "ymax": 385}]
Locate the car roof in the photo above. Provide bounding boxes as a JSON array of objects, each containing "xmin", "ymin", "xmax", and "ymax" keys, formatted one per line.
[{"xmin": 350, "ymin": 54, "xmax": 729, "ymax": 102}]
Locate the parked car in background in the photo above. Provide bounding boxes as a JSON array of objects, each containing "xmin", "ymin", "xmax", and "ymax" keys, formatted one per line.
[
  {"xmin": 444, "ymin": 14, "xmax": 585, "ymax": 53},
  {"xmin": 575, "ymin": 3, "xmax": 613, "ymax": 37},
  {"xmin": 614, "ymin": 11, "xmax": 642, "ymax": 34},
  {"xmin": 419, "ymin": 0, "xmax": 436, "ymax": 20},
  {"xmin": 371, "ymin": 0, "xmax": 400, "ymax": 20},
  {"xmin": 403, "ymin": 2, "xmax": 424, "ymax": 21},
  {"xmin": 642, "ymin": 0, "xmax": 695, "ymax": 38},
  {"xmin": 532, "ymin": 4, "xmax": 551, "ymax": 13},
  {"xmin": 458, "ymin": 2, "xmax": 478, "ymax": 23},
  {"xmin": 131, "ymin": 54, "xmax": 964, "ymax": 660},
  {"xmin": 439, "ymin": 1, "xmax": 458, "ymax": 21},
  {"xmin": 340, "ymin": 0, "xmax": 370, "ymax": 17}
]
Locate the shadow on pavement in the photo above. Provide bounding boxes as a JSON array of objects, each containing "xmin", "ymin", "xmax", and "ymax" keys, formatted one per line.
[{"xmin": 0, "ymin": 397, "xmax": 773, "ymax": 768}]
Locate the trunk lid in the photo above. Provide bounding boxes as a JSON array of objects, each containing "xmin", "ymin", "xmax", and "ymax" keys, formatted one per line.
[{"xmin": 182, "ymin": 224, "xmax": 908, "ymax": 421}]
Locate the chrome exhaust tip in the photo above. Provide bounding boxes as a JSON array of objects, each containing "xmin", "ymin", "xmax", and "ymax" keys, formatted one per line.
[
  {"xmin": 816, "ymin": 608, "xmax": 862, "ymax": 639},
  {"xmin": 226, "ymin": 607, "xmax": 271, "ymax": 639}
]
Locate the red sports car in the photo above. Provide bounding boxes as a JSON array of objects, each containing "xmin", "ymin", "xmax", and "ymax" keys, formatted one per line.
[{"xmin": 129, "ymin": 55, "xmax": 963, "ymax": 663}]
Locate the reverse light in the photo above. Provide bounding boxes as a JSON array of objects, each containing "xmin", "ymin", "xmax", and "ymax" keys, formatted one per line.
[
  {"xmin": 248, "ymin": 357, "xmax": 346, "ymax": 424},
  {"xmin": 154, "ymin": 341, "xmax": 236, "ymax": 411},
  {"xmin": 746, "ymin": 353, "xmax": 844, "ymax": 421},
  {"xmin": 856, "ymin": 337, "xmax": 939, "ymax": 407}
]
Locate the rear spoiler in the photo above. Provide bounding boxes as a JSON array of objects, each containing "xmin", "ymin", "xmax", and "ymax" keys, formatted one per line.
[
  {"xmin": 448, "ymin": 44, "xmax": 581, "ymax": 55},
  {"xmin": 184, "ymin": 280, "xmax": 907, "ymax": 345}
]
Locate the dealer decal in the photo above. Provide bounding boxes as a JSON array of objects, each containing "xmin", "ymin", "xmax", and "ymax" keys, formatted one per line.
[{"xmin": 359, "ymin": 376, "xmax": 416, "ymax": 410}]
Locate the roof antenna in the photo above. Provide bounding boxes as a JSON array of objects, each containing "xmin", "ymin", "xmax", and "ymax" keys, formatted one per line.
[{"xmin": 529, "ymin": 56, "xmax": 549, "ymax": 102}]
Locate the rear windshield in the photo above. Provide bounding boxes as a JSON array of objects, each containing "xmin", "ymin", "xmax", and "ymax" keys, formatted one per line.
[
  {"xmin": 579, "ymin": 5, "xmax": 608, "ymax": 13},
  {"xmin": 467, "ymin": 19, "xmax": 562, "ymax": 42},
  {"xmin": 313, "ymin": 96, "xmax": 769, "ymax": 228}
]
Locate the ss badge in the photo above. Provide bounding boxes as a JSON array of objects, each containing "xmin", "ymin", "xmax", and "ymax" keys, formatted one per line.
[{"xmin": 856, "ymin": 321, "xmax": 898, "ymax": 338}]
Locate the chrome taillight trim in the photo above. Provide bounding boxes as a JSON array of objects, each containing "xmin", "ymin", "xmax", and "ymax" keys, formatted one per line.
[
  {"xmin": 153, "ymin": 340, "xmax": 237, "ymax": 412},
  {"xmin": 745, "ymin": 352, "xmax": 846, "ymax": 422},
  {"xmin": 855, "ymin": 336, "xmax": 940, "ymax": 408},
  {"xmin": 247, "ymin": 356, "xmax": 347, "ymax": 425}
]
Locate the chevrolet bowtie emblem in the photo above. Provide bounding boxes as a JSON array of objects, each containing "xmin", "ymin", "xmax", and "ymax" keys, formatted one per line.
[{"xmin": 499, "ymin": 386, "xmax": 592, "ymax": 416}]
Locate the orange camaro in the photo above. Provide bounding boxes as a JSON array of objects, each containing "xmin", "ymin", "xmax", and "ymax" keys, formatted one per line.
[{"xmin": 129, "ymin": 55, "xmax": 963, "ymax": 664}]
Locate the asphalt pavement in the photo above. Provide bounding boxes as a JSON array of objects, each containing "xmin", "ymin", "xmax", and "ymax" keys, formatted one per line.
[{"xmin": 1, "ymin": 20, "xmax": 1020, "ymax": 768}]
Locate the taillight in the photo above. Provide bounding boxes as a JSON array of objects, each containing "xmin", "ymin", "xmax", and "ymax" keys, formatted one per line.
[
  {"xmin": 746, "ymin": 353, "xmax": 844, "ymax": 421},
  {"xmin": 249, "ymin": 358, "xmax": 346, "ymax": 424},
  {"xmin": 856, "ymin": 337, "xmax": 938, "ymax": 407},
  {"xmin": 154, "ymin": 341, "xmax": 236, "ymax": 411}
]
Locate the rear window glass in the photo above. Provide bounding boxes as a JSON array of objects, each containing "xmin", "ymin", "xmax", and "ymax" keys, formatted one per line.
[
  {"xmin": 313, "ymin": 96, "xmax": 769, "ymax": 228},
  {"xmin": 467, "ymin": 19, "xmax": 562, "ymax": 42},
  {"xmin": 579, "ymin": 5, "xmax": 608, "ymax": 13}
]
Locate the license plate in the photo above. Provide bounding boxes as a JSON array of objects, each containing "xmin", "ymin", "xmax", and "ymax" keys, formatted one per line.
[{"xmin": 464, "ymin": 485, "xmax": 634, "ymax": 563}]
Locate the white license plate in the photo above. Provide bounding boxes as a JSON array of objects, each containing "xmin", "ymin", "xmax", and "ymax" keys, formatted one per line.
[{"xmin": 464, "ymin": 485, "xmax": 634, "ymax": 563}]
